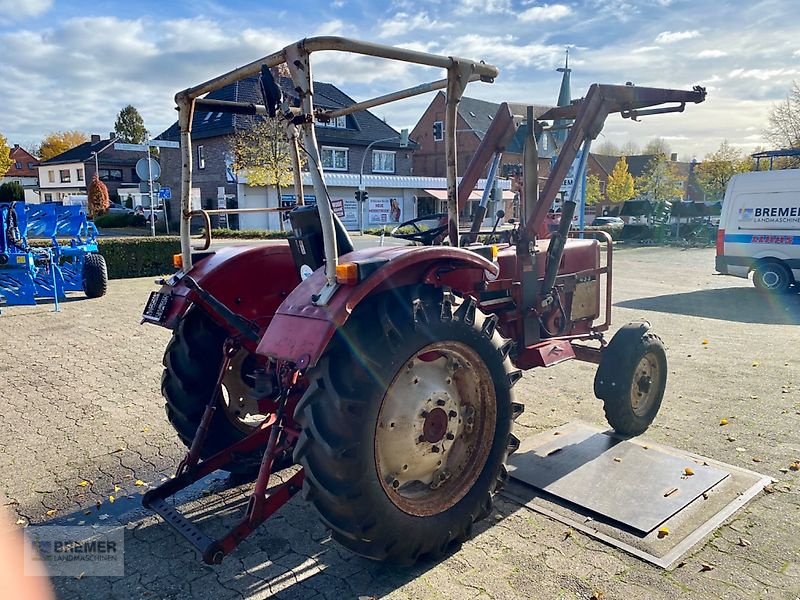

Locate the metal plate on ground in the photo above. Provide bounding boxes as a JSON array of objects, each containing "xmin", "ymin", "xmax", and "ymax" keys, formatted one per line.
[
  {"xmin": 506, "ymin": 422, "xmax": 728, "ymax": 534},
  {"xmin": 503, "ymin": 422, "xmax": 771, "ymax": 568}
]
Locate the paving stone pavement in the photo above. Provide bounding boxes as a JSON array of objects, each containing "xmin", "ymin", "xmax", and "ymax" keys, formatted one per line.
[{"xmin": 1, "ymin": 245, "xmax": 798, "ymax": 599}]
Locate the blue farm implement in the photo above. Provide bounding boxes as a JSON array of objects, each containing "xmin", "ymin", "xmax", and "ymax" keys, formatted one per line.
[{"xmin": 0, "ymin": 202, "xmax": 108, "ymax": 312}]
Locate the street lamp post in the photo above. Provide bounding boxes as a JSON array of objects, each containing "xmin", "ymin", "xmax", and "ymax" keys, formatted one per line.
[{"xmin": 358, "ymin": 130, "xmax": 408, "ymax": 234}]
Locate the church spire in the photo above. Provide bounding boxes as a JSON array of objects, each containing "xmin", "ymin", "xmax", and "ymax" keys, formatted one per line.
[{"xmin": 553, "ymin": 48, "xmax": 573, "ymax": 147}]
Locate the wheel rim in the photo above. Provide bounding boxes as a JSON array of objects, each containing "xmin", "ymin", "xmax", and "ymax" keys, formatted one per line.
[
  {"xmin": 630, "ymin": 352, "xmax": 660, "ymax": 417},
  {"xmin": 219, "ymin": 349, "xmax": 267, "ymax": 433},
  {"xmin": 374, "ymin": 341, "xmax": 497, "ymax": 517},
  {"xmin": 760, "ymin": 269, "xmax": 781, "ymax": 289}
]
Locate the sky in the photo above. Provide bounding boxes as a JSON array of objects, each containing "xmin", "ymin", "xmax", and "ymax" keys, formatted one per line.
[{"xmin": 1, "ymin": 0, "xmax": 798, "ymax": 160}]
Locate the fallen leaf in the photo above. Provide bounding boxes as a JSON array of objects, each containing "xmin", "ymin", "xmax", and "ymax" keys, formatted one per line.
[
  {"xmin": 142, "ymin": 426, "xmax": 150, "ymax": 433},
  {"xmin": 700, "ymin": 562, "xmax": 715, "ymax": 572},
  {"xmin": 720, "ymin": 418, "xmax": 729, "ymax": 426},
  {"xmin": 134, "ymin": 480, "xmax": 145, "ymax": 486},
  {"xmin": 684, "ymin": 467, "xmax": 695, "ymax": 476},
  {"xmin": 736, "ymin": 447, "xmax": 747, "ymax": 452},
  {"xmin": 108, "ymin": 495, "xmax": 115, "ymax": 503},
  {"xmin": 789, "ymin": 461, "xmax": 800, "ymax": 471},
  {"xmin": 780, "ymin": 468, "xmax": 789, "ymax": 474},
  {"xmin": 84, "ymin": 510, "xmax": 92, "ymax": 516},
  {"xmin": 15, "ymin": 518, "xmax": 26, "ymax": 525},
  {"xmin": 727, "ymin": 435, "xmax": 736, "ymax": 442},
  {"xmin": 657, "ymin": 527, "xmax": 669, "ymax": 539},
  {"xmin": 613, "ymin": 457, "xmax": 622, "ymax": 463},
  {"xmin": 677, "ymin": 561, "xmax": 687, "ymax": 568},
  {"xmin": 591, "ymin": 592, "xmax": 604, "ymax": 600},
  {"xmin": 45, "ymin": 509, "xmax": 57, "ymax": 517},
  {"xmin": 113, "ymin": 485, "xmax": 121, "ymax": 493},
  {"xmin": 78, "ymin": 480, "xmax": 90, "ymax": 488},
  {"xmin": 752, "ymin": 457, "xmax": 763, "ymax": 463},
  {"xmin": 764, "ymin": 484, "xmax": 775, "ymax": 494},
  {"xmin": 564, "ymin": 528, "xmax": 573, "ymax": 539},
  {"xmin": 738, "ymin": 537, "xmax": 751, "ymax": 547},
  {"xmin": 749, "ymin": 395, "xmax": 758, "ymax": 400},
  {"xmin": 752, "ymin": 361, "xmax": 759, "ymax": 367},
  {"xmin": 702, "ymin": 340, "xmax": 709, "ymax": 345}
]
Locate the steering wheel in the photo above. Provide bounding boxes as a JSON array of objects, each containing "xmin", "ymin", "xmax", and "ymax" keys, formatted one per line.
[{"xmin": 390, "ymin": 213, "xmax": 449, "ymax": 245}]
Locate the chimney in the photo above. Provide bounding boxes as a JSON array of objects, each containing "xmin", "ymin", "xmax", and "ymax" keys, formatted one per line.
[
  {"xmin": 13, "ymin": 144, "xmax": 19, "ymax": 149},
  {"xmin": 109, "ymin": 132, "xmax": 115, "ymax": 140},
  {"xmin": 670, "ymin": 153, "xmax": 678, "ymax": 162},
  {"xmin": 91, "ymin": 134, "xmax": 101, "ymax": 143}
]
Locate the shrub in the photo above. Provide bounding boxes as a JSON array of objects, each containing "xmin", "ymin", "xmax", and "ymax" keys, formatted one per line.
[
  {"xmin": 94, "ymin": 213, "xmax": 134, "ymax": 228},
  {"xmin": 583, "ymin": 224, "xmax": 624, "ymax": 241},
  {"xmin": 206, "ymin": 228, "xmax": 291, "ymax": 240},
  {"xmin": 96, "ymin": 237, "xmax": 181, "ymax": 279}
]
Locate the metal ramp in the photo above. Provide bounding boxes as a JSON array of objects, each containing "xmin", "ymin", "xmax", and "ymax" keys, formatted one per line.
[{"xmin": 503, "ymin": 422, "xmax": 771, "ymax": 568}]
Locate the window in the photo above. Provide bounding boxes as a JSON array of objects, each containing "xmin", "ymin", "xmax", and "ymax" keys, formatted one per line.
[
  {"xmin": 321, "ymin": 146, "xmax": 348, "ymax": 171},
  {"xmin": 59, "ymin": 169, "xmax": 71, "ymax": 183},
  {"xmin": 44, "ymin": 193, "xmax": 53, "ymax": 202},
  {"xmin": 14, "ymin": 161, "xmax": 21, "ymax": 169},
  {"xmin": 372, "ymin": 150, "xmax": 396, "ymax": 173},
  {"xmin": 48, "ymin": 170, "xmax": 55, "ymax": 183},
  {"xmin": 98, "ymin": 168, "xmax": 123, "ymax": 181},
  {"xmin": 318, "ymin": 115, "xmax": 347, "ymax": 129},
  {"xmin": 599, "ymin": 181, "xmax": 606, "ymax": 194},
  {"xmin": 27, "ymin": 162, "xmax": 34, "ymax": 170},
  {"xmin": 77, "ymin": 168, "xmax": 84, "ymax": 182},
  {"xmin": 197, "ymin": 145, "xmax": 205, "ymax": 169},
  {"xmin": 433, "ymin": 120, "xmax": 444, "ymax": 142}
]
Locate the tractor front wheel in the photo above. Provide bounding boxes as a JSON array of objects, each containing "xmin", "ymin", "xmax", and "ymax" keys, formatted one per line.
[
  {"xmin": 82, "ymin": 253, "xmax": 108, "ymax": 298},
  {"xmin": 294, "ymin": 286, "xmax": 521, "ymax": 564},
  {"xmin": 594, "ymin": 325, "xmax": 667, "ymax": 436}
]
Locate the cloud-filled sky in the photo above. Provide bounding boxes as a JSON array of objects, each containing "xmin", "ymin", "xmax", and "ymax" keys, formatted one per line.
[{"xmin": 1, "ymin": 0, "xmax": 798, "ymax": 159}]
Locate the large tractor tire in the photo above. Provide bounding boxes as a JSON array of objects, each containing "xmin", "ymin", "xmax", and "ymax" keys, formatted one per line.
[
  {"xmin": 294, "ymin": 286, "xmax": 522, "ymax": 564},
  {"xmin": 161, "ymin": 308, "xmax": 275, "ymax": 474},
  {"xmin": 594, "ymin": 323, "xmax": 667, "ymax": 436},
  {"xmin": 82, "ymin": 253, "xmax": 108, "ymax": 298}
]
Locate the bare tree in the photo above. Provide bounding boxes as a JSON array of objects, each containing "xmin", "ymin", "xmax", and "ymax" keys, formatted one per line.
[{"xmin": 764, "ymin": 81, "xmax": 800, "ymax": 149}]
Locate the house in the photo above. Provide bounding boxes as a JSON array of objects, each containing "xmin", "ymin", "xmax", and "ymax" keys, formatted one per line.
[
  {"xmin": 157, "ymin": 76, "xmax": 421, "ymax": 230},
  {"xmin": 2, "ymin": 144, "xmax": 40, "ymax": 202},
  {"xmin": 37, "ymin": 134, "xmax": 142, "ymax": 203}
]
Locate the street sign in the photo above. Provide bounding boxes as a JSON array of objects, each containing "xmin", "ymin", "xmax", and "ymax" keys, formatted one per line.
[
  {"xmin": 139, "ymin": 182, "xmax": 161, "ymax": 193},
  {"xmin": 159, "ymin": 187, "xmax": 172, "ymax": 200},
  {"xmin": 136, "ymin": 157, "xmax": 161, "ymax": 181},
  {"xmin": 148, "ymin": 139, "xmax": 179, "ymax": 149},
  {"xmin": 114, "ymin": 142, "xmax": 148, "ymax": 152}
]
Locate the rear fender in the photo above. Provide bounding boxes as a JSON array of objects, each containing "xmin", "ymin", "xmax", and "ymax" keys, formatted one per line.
[
  {"xmin": 154, "ymin": 244, "xmax": 300, "ymax": 338},
  {"xmin": 256, "ymin": 245, "xmax": 497, "ymax": 368}
]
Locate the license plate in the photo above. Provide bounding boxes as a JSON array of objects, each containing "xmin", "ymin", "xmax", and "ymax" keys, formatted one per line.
[{"xmin": 142, "ymin": 291, "xmax": 172, "ymax": 323}]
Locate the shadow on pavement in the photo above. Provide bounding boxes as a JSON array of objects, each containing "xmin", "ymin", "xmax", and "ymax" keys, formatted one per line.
[{"xmin": 616, "ymin": 286, "xmax": 800, "ymax": 325}]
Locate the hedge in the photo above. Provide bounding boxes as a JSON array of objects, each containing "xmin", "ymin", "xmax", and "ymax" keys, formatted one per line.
[
  {"xmin": 97, "ymin": 237, "xmax": 181, "ymax": 279},
  {"xmin": 207, "ymin": 228, "xmax": 290, "ymax": 239}
]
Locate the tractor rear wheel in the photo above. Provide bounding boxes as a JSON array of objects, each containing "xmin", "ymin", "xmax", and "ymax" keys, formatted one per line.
[
  {"xmin": 293, "ymin": 286, "xmax": 521, "ymax": 564},
  {"xmin": 161, "ymin": 308, "xmax": 274, "ymax": 474},
  {"xmin": 82, "ymin": 253, "xmax": 108, "ymax": 298}
]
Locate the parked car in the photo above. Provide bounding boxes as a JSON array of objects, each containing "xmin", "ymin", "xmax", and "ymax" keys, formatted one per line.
[
  {"xmin": 107, "ymin": 201, "xmax": 134, "ymax": 216},
  {"xmin": 133, "ymin": 204, "xmax": 165, "ymax": 223},
  {"xmin": 591, "ymin": 216, "xmax": 624, "ymax": 226}
]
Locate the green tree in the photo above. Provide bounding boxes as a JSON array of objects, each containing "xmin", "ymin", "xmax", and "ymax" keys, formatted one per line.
[
  {"xmin": 0, "ymin": 181, "xmax": 25, "ymax": 201},
  {"xmin": 605, "ymin": 156, "xmax": 635, "ymax": 203},
  {"xmin": 585, "ymin": 173, "xmax": 602, "ymax": 205},
  {"xmin": 230, "ymin": 117, "xmax": 297, "ymax": 226},
  {"xmin": 0, "ymin": 133, "xmax": 14, "ymax": 175},
  {"xmin": 764, "ymin": 81, "xmax": 800, "ymax": 149},
  {"xmin": 87, "ymin": 174, "xmax": 110, "ymax": 218},
  {"xmin": 39, "ymin": 131, "xmax": 88, "ymax": 161},
  {"xmin": 114, "ymin": 105, "xmax": 148, "ymax": 144},
  {"xmin": 635, "ymin": 154, "xmax": 685, "ymax": 202},
  {"xmin": 694, "ymin": 141, "xmax": 751, "ymax": 201}
]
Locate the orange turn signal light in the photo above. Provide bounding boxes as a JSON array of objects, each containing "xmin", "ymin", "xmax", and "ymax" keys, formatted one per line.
[
  {"xmin": 173, "ymin": 253, "xmax": 183, "ymax": 270},
  {"xmin": 335, "ymin": 262, "xmax": 359, "ymax": 285}
]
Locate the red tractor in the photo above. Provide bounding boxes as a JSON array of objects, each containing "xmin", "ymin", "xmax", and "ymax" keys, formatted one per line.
[{"xmin": 141, "ymin": 37, "xmax": 706, "ymax": 565}]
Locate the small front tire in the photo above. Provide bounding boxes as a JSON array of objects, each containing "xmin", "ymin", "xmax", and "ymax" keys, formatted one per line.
[
  {"xmin": 595, "ymin": 325, "xmax": 667, "ymax": 436},
  {"xmin": 82, "ymin": 253, "xmax": 108, "ymax": 298}
]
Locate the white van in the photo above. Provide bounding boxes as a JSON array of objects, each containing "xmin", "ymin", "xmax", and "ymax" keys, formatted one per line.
[{"xmin": 716, "ymin": 169, "xmax": 800, "ymax": 293}]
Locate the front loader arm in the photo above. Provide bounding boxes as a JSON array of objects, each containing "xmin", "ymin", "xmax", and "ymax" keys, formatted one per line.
[{"xmin": 528, "ymin": 84, "xmax": 706, "ymax": 235}]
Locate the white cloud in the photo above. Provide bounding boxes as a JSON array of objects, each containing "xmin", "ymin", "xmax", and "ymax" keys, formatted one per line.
[
  {"xmin": 655, "ymin": 30, "xmax": 700, "ymax": 44},
  {"xmin": 793, "ymin": 49, "xmax": 800, "ymax": 57},
  {"xmin": 378, "ymin": 12, "xmax": 452, "ymax": 38},
  {"xmin": 455, "ymin": 0, "xmax": 511, "ymax": 15},
  {"xmin": 631, "ymin": 46, "xmax": 661, "ymax": 54},
  {"xmin": 728, "ymin": 67, "xmax": 800, "ymax": 81},
  {"xmin": 518, "ymin": 4, "xmax": 572, "ymax": 22},
  {"xmin": 697, "ymin": 49, "xmax": 728, "ymax": 59},
  {"xmin": 0, "ymin": 0, "xmax": 51, "ymax": 21}
]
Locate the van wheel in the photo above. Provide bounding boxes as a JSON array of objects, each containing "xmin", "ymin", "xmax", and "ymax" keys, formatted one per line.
[{"xmin": 753, "ymin": 261, "xmax": 793, "ymax": 294}]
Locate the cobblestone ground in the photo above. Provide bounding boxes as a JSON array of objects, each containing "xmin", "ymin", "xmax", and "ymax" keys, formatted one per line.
[{"xmin": 1, "ymin": 245, "xmax": 798, "ymax": 599}]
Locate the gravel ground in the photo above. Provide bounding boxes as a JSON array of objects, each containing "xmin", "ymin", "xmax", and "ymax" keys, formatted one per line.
[{"xmin": 0, "ymin": 244, "xmax": 798, "ymax": 599}]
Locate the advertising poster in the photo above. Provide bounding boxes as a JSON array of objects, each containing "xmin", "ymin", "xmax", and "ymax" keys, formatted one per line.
[{"xmin": 368, "ymin": 197, "xmax": 402, "ymax": 225}]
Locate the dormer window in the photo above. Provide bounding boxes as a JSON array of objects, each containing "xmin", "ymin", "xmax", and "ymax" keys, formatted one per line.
[{"xmin": 319, "ymin": 115, "xmax": 347, "ymax": 129}]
